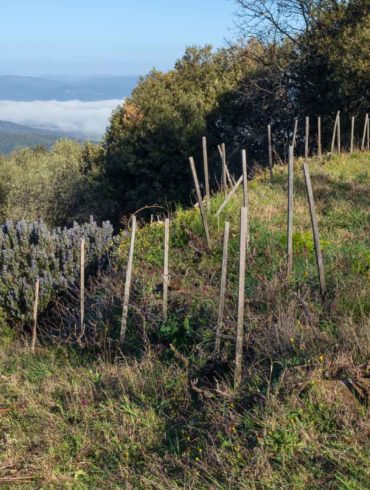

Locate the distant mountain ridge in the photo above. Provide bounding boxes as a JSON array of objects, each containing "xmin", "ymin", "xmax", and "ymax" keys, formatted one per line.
[
  {"xmin": 0, "ymin": 120, "xmax": 83, "ymax": 154},
  {"xmin": 0, "ymin": 75, "xmax": 139, "ymax": 101}
]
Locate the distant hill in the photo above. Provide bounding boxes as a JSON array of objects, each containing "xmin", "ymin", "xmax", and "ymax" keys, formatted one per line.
[
  {"xmin": 0, "ymin": 75, "xmax": 139, "ymax": 101},
  {"xmin": 0, "ymin": 120, "xmax": 83, "ymax": 154}
]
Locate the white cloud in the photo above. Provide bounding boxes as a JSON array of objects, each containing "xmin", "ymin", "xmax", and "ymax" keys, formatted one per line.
[{"xmin": 0, "ymin": 99, "xmax": 123, "ymax": 140}]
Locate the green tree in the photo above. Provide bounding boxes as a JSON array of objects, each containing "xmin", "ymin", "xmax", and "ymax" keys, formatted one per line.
[{"xmin": 103, "ymin": 46, "xmax": 244, "ymax": 220}]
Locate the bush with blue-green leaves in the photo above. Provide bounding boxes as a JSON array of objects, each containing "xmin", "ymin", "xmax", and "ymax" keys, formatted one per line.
[{"xmin": 0, "ymin": 217, "xmax": 114, "ymax": 324}]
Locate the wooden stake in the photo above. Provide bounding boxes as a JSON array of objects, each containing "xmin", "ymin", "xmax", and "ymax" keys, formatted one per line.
[
  {"xmin": 292, "ymin": 118, "xmax": 298, "ymax": 152},
  {"xmin": 337, "ymin": 111, "xmax": 341, "ymax": 155},
  {"xmin": 189, "ymin": 157, "xmax": 211, "ymax": 249},
  {"xmin": 367, "ymin": 115, "xmax": 370, "ymax": 151},
  {"xmin": 202, "ymin": 137, "xmax": 211, "ymax": 211},
  {"xmin": 317, "ymin": 116, "xmax": 322, "ymax": 159},
  {"xmin": 120, "ymin": 216, "xmax": 137, "ymax": 343},
  {"xmin": 331, "ymin": 112, "xmax": 339, "ymax": 154},
  {"xmin": 31, "ymin": 278, "xmax": 40, "ymax": 355},
  {"xmin": 163, "ymin": 218, "xmax": 170, "ymax": 321},
  {"xmin": 215, "ymin": 175, "xmax": 243, "ymax": 217},
  {"xmin": 80, "ymin": 238, "xmax": 85, "ymax": 338},
  {"xmin": 305, "ymin": 117, "xmax": 309, "ymax": 162},
  {"xmin": 287, "ymin": 146, "xmax": 294, "ymax": 277},
  {"xmin": 221, "ymin": 143, "xmax": 227, "ymax": 193},
  {"xmin": 234, "ymin": 207, "xmax": 247, "ymax": 390},
  {"xmin": 350, "ymin": 116, "xmax": 355, "ymax": 153},
  {"xmin": 242, "ymin": 150, "xmax": 249, "ymax": 247},
  {"xmin": 303, "ymin": 164, "xmax": 327, "ymax": 300},
  {"xmin": 225, "ymin": 164, "xmax": 236, "ymax": 187},
  {"xmin": 361, "ymin": 114, "xmax": 368, "ymax": 150},
  {"xmin": 217, "ymin": 144, "xmax": 234, "ymax": 187},
  {"xmin": 215, "ymin": 221, "xmax": 230, "ymax": 355},
  {"xmin": 267, "ymin": 124, "xmax": 273, "ymax": 179}
]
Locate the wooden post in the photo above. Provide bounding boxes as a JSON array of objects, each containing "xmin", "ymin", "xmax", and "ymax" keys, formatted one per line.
[
  {"xmin": 350, "ymin": 116, "xmax": 355, "ymax": 153},
  {"xmin": 221, "ymin": 143, "xmax": 227, "ymax": 193},
  {"xmin": 317, "ymin": 116, "xmax": 322, "ymax": 159},
  {"xmin": 292, "ymin": 118, "xmax": 298, "ymax": 153},
  {"xmin": 234, "ymin": 207, "xmax": 247, "ymax": 390},
  {"xmin": 287, "ymin": 146, "xmax": 294, "ymax": 277},
  {"xmin": 80, "ymin": 238, "xmax": 85, "ymax": 338},
  {"xmin": 337, "ymin": 111, "xmax": 341, "ymax": 155},
  {"xmin": 163, "ymin": 218, "xmax": 170, "ymax": 321},
  {"xmin": 189, "ymin": 157, "xmax": 211, "ymax": 249},
  {"xmin": 215, "ymin": 221, "xmax": 230, "ymax": 354},
  {"xmin": 215, "ymin": 175, "xmax": 243, "ymax": 217},
  {"xmin": 120, "ymin": 216, "xmax": 137, "ymax": 343},
  {"xmin": 202, "ymin": 137, "xmax": 211, "ymax": 211},
  {"xmin": 367, "ymin": 115, "xmax": 370, "ymax": 151},
  {"xmin": 303, "ymin": 164, "xmax": 327, "ymax": 300},
  {"xmin": 242, "ymin": 150, "xmax": 249, "ymax": 247},
  {"xmin": 226, "ymin": 164, "xmax": 236, "ymax": 187},
  {"xmin": 361, "ymin": 114, "xmax": 367, "ymax": 150},
  {"xmin": 217, "ymin": 145, "xmax": 234, "ymax": 187},
  {"xmin": 267, "ymin": 124, "xmax": 273, "ymax": 180},
  {"xmin": 31, "ymin": 278, "xmax": 40, "ymax": 354},
  {"xmin": 331, "ymin": 112, "xmax": 339, "ymax": 154},
  {"xmin": 305, "ymin": 116, "xmax": 309, "ymax": 162}
]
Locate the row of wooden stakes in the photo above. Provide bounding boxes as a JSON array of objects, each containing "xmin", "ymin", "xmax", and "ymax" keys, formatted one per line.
[
  {"xmin": 30, "ymin": 116, "xmax": 366, "ymax": 387},
  {"xmin": 186, "ymin": 143, "xmax": 327, "ymax": 388}
]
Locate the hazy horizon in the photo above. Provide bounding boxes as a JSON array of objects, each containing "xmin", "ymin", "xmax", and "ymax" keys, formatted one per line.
[{"xmin": 0, "ymin": 0, "xmax": 234, "ymax": 148}]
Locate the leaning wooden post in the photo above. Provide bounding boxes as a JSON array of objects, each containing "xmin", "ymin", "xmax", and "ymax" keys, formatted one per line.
[
  {"xmin": 234, "ymin": 207, "xmax": 248, "ymax": 390},
  {"xmin": 120, "ymin": 216, "xmax": 137, "ymax": 343},
  {"xmin": 303, "ymin": 164, "xmax": 327, "ymax": 300},
  {"xmin": 292, "ymin": 118, "xmax": 298, "ymax": 153},
  {"xmin": 215, "ymin": 175, "xmax": 243, "ymax": 217},
  {"xmin": 317, "ymin": 116, "xmax": 322, "ymax": 159},
  {"xmin": 331, "ymin": 111, "xmax": 339, "ymax": 154},
  {"xmin": 215, "ymin": 221, "xmax": 230, "ymax": 355},
  {"xmin": 305, "ymin": 116, "xmax": 309, "ymax": 162},
  {"xmin": 31, "ymin": 278, "xmax": 40, "ymax": 354},
  {"xmin": 267, "ymin": 124, "xmax": 273, "ymax": 180},
  {"xmin": 242, "ymin": 149, "xmax": 249, "ymax": 247},
  {"xmin": 80, "ymin": 238, "xmax": 85, "ymax": 338},
  {"xmin": 163, "ymin": 218, "xmax": 170, "ymax": 321},
  {"xmin": 221, "ymin": 143, "xmax": 227, "ymax": 193},
  {"xmin": 287, "ymin": 146, "xmax": 294, "ymax": 277},
  {"xmin": 361, "ymin": 114, "xmax": 368, "ymax": 150},
  {"xmin": 189, "ymin": 157, "xmax": 211, "ymax": 249},
  {"xmin": 337, "ymin": 111, "xmax": 341, "ymax": 155},
  {"xmin": 202, "ymin": 137, "xmax": 211, "ymax": 211},
  {"xmin": 217, "ymin": 145, "xmax": 234, "ymax": 187},
  {"xmin": 350, "ymin": 116, "xmax": 355, "ymax": 153}
]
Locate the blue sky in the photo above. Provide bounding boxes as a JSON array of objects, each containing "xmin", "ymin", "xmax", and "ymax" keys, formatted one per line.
[{"xmin": 1, "ymin": 0, "xmax": 236, "ymax": 76}]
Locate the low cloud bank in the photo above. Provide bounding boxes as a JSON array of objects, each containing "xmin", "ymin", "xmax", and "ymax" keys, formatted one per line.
[{"xmin": 0, "ymin": 99, "xmax": 123, "ymax": 139}]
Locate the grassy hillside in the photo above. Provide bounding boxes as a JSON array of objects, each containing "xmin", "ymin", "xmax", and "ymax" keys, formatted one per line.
[{"xmin": 0, "ymin": 152, "xmax": 369, "ymax": 488}]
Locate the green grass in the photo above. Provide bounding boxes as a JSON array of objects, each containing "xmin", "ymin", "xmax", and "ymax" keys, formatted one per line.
[{"xmin": 0, "ymin": 152, "xmax": 369, "ymax": 488}]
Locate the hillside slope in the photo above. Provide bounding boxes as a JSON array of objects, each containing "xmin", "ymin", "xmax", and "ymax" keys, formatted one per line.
[
  {"xmin": 0, "ymin": 120, "xmax": 81, "ymax": 154},
  {"xmin": 0, "ymin": 152, "xmax": 369, "ymax": 488}
]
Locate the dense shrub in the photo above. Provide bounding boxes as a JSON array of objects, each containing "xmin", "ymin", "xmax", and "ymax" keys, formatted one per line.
[{"xmin": 0, "ymin": 217, "xmax": 114, "ymax": 324}]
